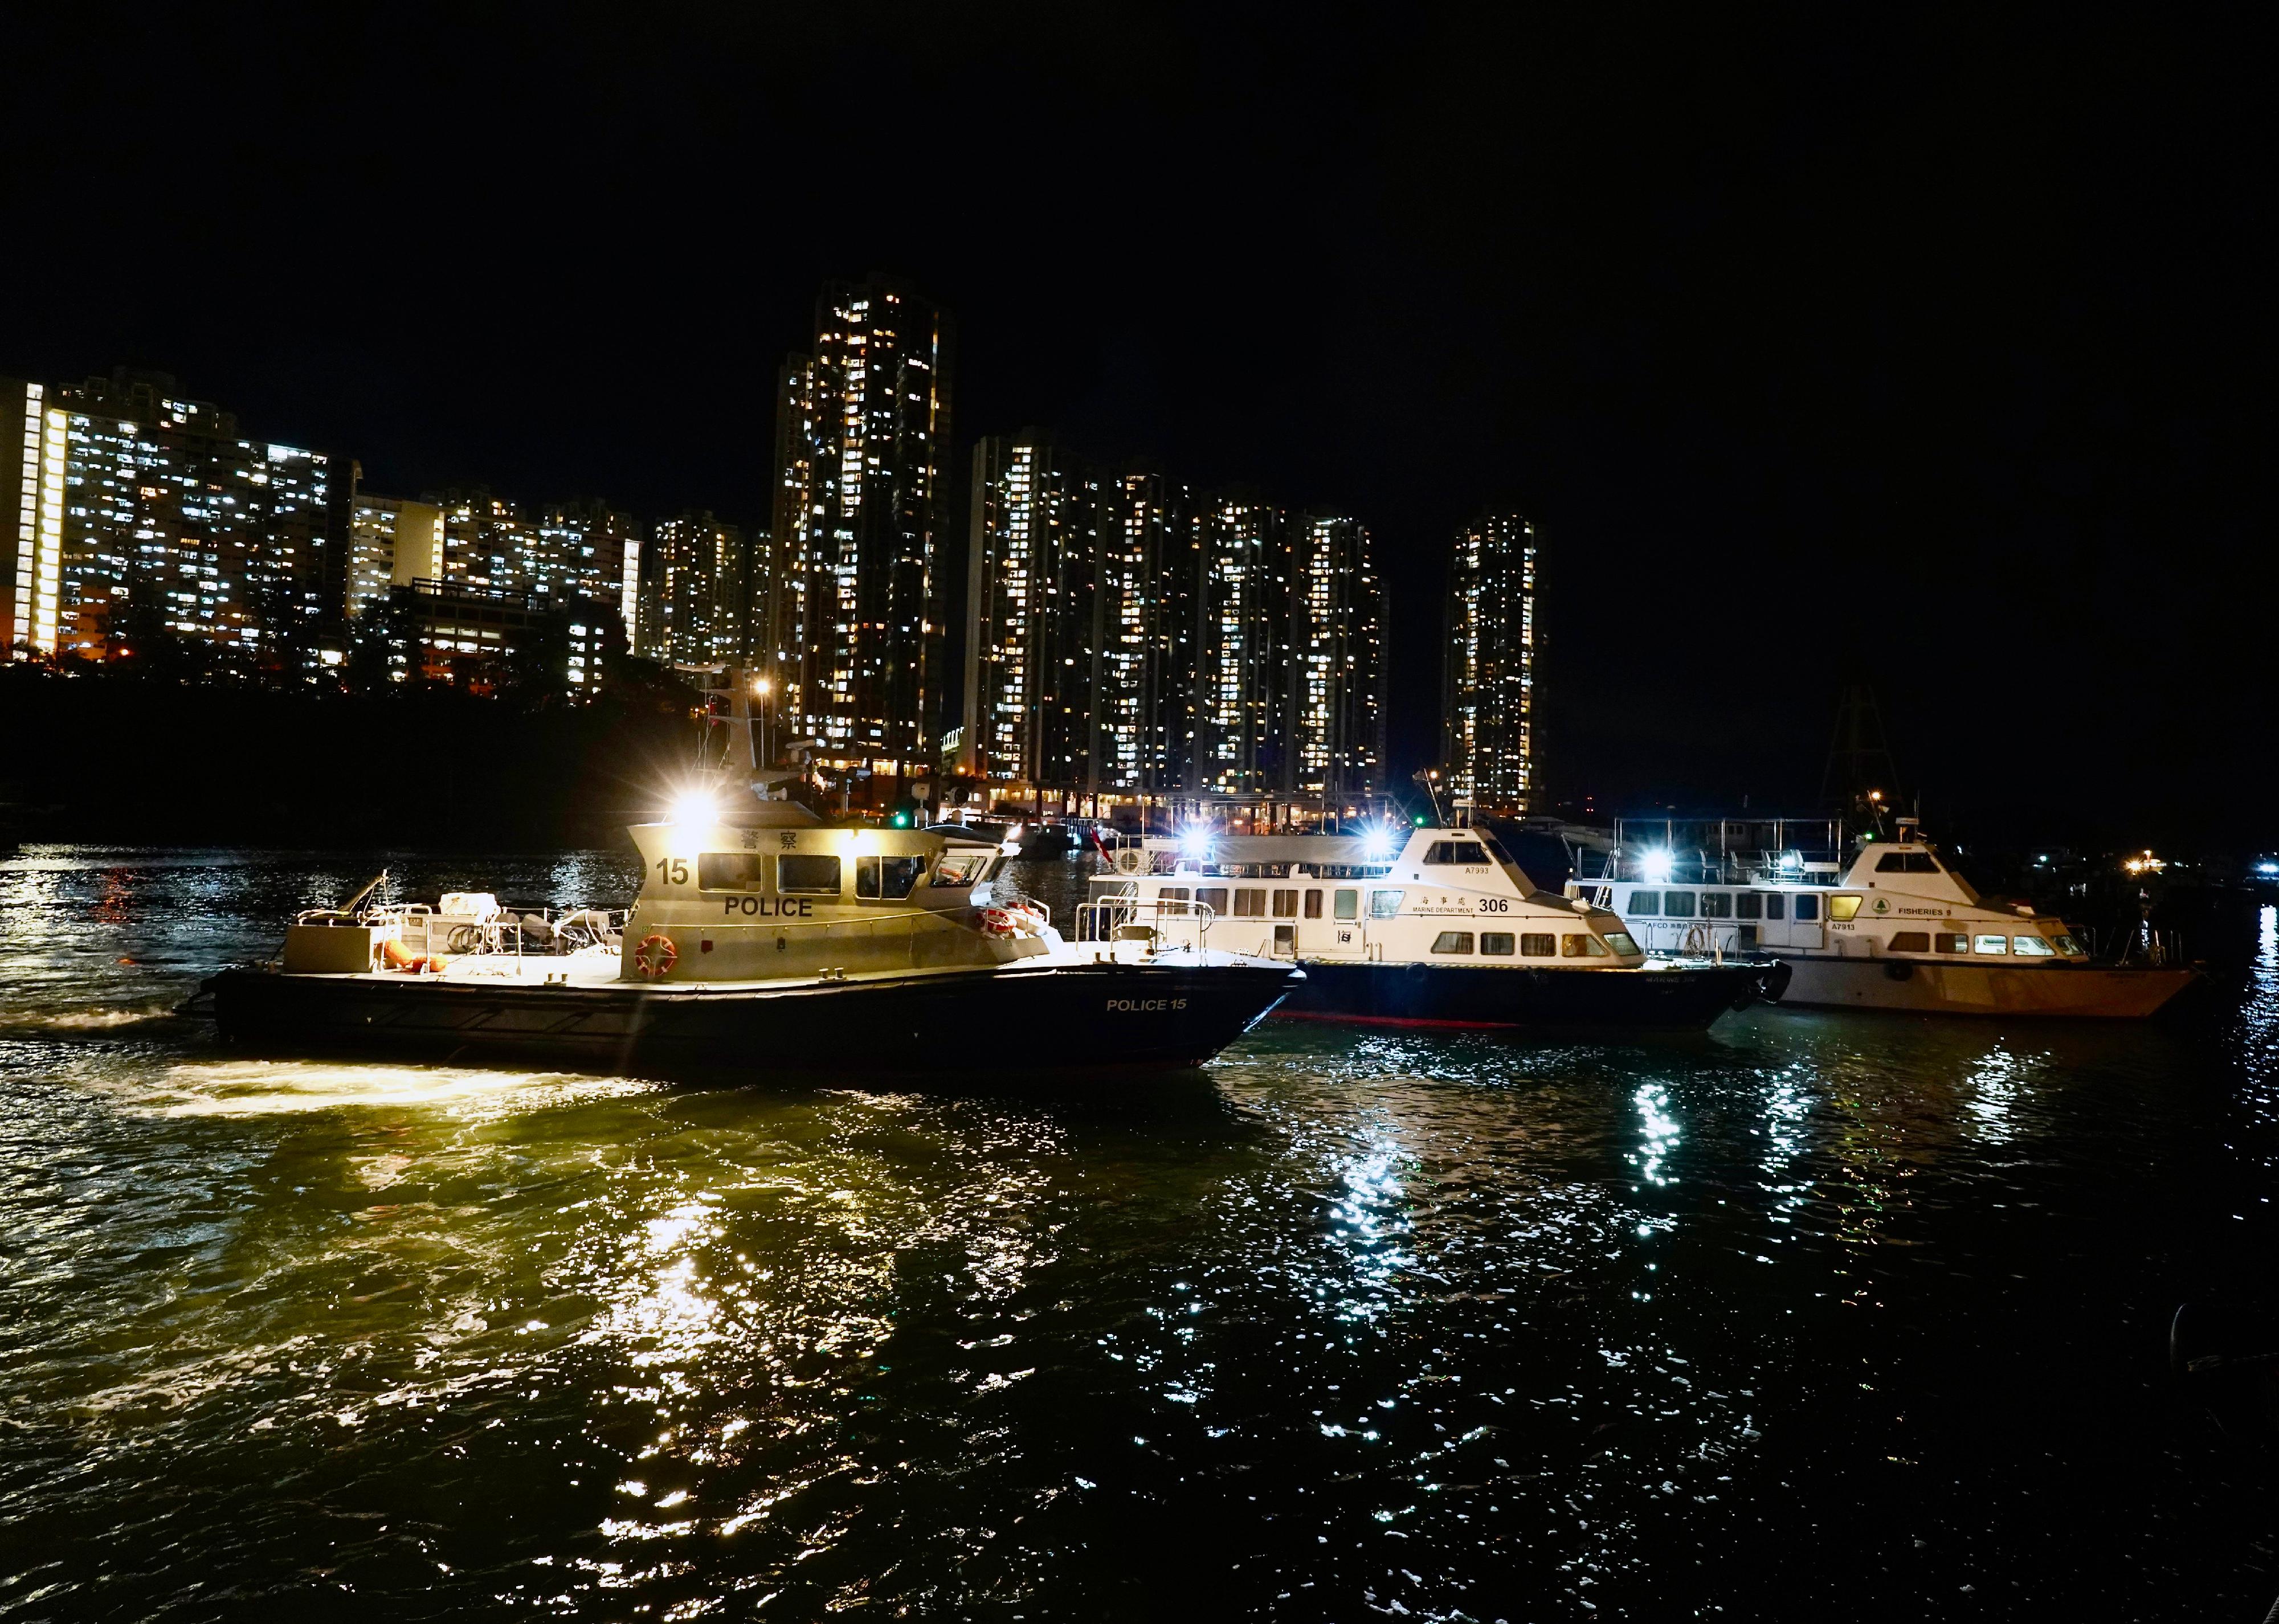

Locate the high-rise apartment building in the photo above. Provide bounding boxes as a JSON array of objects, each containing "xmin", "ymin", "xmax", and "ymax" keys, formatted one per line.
[
  {"xmin": 3, "ymin": 379, "xmax": 60, "ymax": 659},
  {"xmin": 1287, "ymin": 514, "xmax": 1386, "ymax": 800},
  {"xmin": 371, "ymin": 491, "xmax": 639, "ymax": 640},
  {"xmin": 963, "ymin": 433, "xmax": 1099, "ymax": 788},
  {"xmin": 642, "ymin": 512, "xmax": 746, "ymax": 665},
  {"xmin": 1192, "ymin": 495, "xmax": 1288, "ymax": 796},
  {"xmin": 438, "ymin": 489, "xmax": 540, "ymax": 596},
  {"xmin": 346, "ymin": 489, "xmax": 444, "ymax": 616},
  {"xmin": 770, "ymin": 277, "xmax": 952, "ymax": 785},
  {"xmin": 1094, "ymin": 471, "xmax": 1180, "ymax": 792},
  {"xmin": 534, "ymin": 499, "xmax": 641, "ymax": 614},
  {"xmin": 961, "ymin": 441, "xmax": 1386, "ymax": 810},
  {"xmin": 2, "ymin": 369, "xmax": 341, "ymax": 663},
  {"xmin": 1443, "ymin": 513, "xmax": 1537, "ymax": 815}
]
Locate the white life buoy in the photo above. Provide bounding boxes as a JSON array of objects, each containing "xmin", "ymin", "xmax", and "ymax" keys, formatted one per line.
[{"xmin": 1113, "ymin": 847, "xmax": 1146, "ymax": 876}]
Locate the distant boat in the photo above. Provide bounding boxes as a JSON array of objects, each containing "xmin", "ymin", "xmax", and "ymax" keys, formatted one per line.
[{"xmin": 1569, "ymin": 815, "xmax": 2198, "ymax": 1018}]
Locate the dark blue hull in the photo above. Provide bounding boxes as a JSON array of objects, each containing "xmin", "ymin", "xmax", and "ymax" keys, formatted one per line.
[
  {"xmin": 207, "ymin": 961, "xmax": 1300, "ymax": 1074},
  {"xmin": 1278, "ymin": 958, "xmax": 1782, "ymax": 1030}
]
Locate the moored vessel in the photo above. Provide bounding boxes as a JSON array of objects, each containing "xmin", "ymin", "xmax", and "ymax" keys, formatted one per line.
[
  {"xmin": 1081, "ymin": 822, "xmax": 1781, "ymax": 1030},
  {"xmin": 205, "ymin": 791, "xmax": 1300, "ymax": 1073},
  {"xmin": 1569, "ymin": 815, "xmax": 2199, "ymax": 1017}
]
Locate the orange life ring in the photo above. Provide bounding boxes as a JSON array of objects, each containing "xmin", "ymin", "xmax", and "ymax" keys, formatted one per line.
[{"xmin": 634, "ymin": 932, "xmax": 678, "ymax": 977}]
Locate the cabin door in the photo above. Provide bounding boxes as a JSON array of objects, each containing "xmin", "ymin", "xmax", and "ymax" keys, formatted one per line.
[{"xmin": 1310, "ymin": 887, "xmax": 1367, "ymax": 960}]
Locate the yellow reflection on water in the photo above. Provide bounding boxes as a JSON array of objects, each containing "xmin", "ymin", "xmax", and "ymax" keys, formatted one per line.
[{"xmin": 136, "ymin": 1058, "xmax": 655, "ymax": 1118}]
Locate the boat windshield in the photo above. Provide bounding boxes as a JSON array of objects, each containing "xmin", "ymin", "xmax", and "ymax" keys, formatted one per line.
[
  {"xmin": 1604, "ymin": 931, "xmax": 1640, "ymax": 956},
  {"xmin": 933, "ymin": 852, "xmax": 990, "ymax": 887}
]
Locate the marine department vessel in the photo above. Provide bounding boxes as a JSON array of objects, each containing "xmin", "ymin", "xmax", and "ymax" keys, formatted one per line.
[
  {"xmin": 1080, "ymin": 822, "xmax": 1780, "ymax": 1030},
  {"xmin": 205, "ymin": 791, "xmax": 1299, "ymax": 1072}
]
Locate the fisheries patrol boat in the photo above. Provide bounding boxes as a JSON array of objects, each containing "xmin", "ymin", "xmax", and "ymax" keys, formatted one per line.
[
  {"xmin": 1080, "ymin": 822, "xmax": 1781, "ymax": 1030},
  {"xmin": 204, "ymin": 788, "xmax": 1299, "ymax": 1071},
  {"xmin": 1570, "ymin": 815, "xmax": 2198, "ymax": 1017}
]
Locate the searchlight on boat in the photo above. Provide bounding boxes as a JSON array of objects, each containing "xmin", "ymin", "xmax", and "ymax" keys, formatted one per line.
[
  {"xmin": 1641, "ymin": 849, "xmax": 1674, "ymax": 885},
  {"xmin": 667, "ymin": 790, "xmax": 720, "ymax": 828},
  {"xmin": 1357, "ymin": 825, "xmax": 1396, "ymax": 862}
]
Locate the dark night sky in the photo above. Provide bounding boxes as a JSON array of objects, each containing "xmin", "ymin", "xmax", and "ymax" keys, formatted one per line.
[{"xmin": 3, "ymin": 7, "xmax": 2269, "ymax": 845}]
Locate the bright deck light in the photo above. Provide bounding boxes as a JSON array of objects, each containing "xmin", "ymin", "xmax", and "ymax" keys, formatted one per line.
[
  {"xmin": 668, "ymin": 791, "xmax": 718, "ymax": 827},
  {"xmin": 1641, "ymin": 850, "xmax": 1674, "ymax": 885},
  {"xmin": 1357, "ymin": 826, "xmax": 1396, "ymax": 862}
]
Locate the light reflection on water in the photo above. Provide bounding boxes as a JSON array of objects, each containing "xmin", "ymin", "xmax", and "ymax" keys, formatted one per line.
[{"xmin": 0, "ymin": 847, "xmax": 2274, "ymax": 1620}]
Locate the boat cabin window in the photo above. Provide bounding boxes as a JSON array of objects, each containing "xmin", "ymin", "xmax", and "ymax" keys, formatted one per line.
[
  {"xmin": 1791, "ymin": 894, "xmax": 1817, "ymax": 922},
  {"xmin": 2053, "ymin": 934, "xmax": 2085, "ymax": 956},
  {"xmin": 1521, "ymin": 932, "xmax": 1557, "ymax": 957},
  {"xmin": 1888, "ymin": 931, "xmax": 1931, "ymax": 954},
  {"xmin": 1734, "ymin": 892, "xmax": 1762, "ymax": 919},
  {"xmin": 1334, "ymin": 889, "xmax": 1359, "ymax": 920},
  {"xmin": 1700, "ymin": 892, "xmax": 1732, "ymax": 918},
  {"xmin": 1431, "ymin": 931, "xmax": 1475, "ymax": 954},
  {"xmin": 1764, "ymin": 894, "xmax": 1786, "ymax": 921},
  {"xmin": 1874, "ymin": 851, "xmax": 1942, "ymax": 874},
  {"xmin": 1235, "ymin": 888, "xmax": 1268, "ymax": 918},
  {"xmin": 856, "ymin": 854, "xmax": 926, "ymax": 901},
  {"xmin": 1935, "ymin": 932, "xmax": 1968, "ymax": 953},
  {"xmin": 1828, "ymin": 895, "xmax": 1863, "ymax": 921},
  {"xmin": 932, "ymin": 852, "xmax": 990, "ymax": 888},
  {"xmin": 1161, "ymin": 886, "xmax": 1191, "ymax": 903},
  {"xmin": 1563, "ymin": 934, "xmax": 1612, "ymax": 958},
  {"xmin": 2012, "ymin": 934, "xmax": 2057, "ymax": 957},
  {"xmin": 777, "ymin": 855, "xmax": 843, "ymax": 896},
  {"xmin": 1371, "ymin": 889, "xmax": 1403, "ymax": 919},
  {"xmin": 1197, "ymin": 887, "xmax": 1230, "ymax": 916},
  {"xmin": 1272, "ymin": 889, "xmax": 1300, "ymax": 918},
  {"xmin": 1627, "ymin": 891, "xmax": 1659, "ymax": 916},
  {"xmin": 1604, "ymin": 930, "xmax": 1640, "ymax": 956},
  {"xmin": 1424, "ymin": 841, "xmax": 1486, "ymax": 865},
  {"xmin": 697, "ymin": 853, "xmax": 767, "ymax": 891},
  {"xmin": 1974, "ymin": 934, "xmax": 2009, "ymax": 955},
  {"xmin": 1663, "ymin": 890, "xmax": 1696, "ymax": 918},
  {"xmin": 1304, "ymin": 889, "xmax": 1324, "ymax": 918},
  {"xmin": 1481, "ymin": 931, "xmax": 1516, "ymax": 956}
]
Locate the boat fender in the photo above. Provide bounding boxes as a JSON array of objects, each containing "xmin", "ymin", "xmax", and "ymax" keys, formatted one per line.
[
  {"xmin": 634, "ymin": 933, "xmax": 679, "ymax": 977},
  {"xmin": 381, "ymin": 937, "xmax": 419, "ymax": 971},
  {"xmin": 1884, "ymin": 960, "xmax": 1915, "ymax": 981}
]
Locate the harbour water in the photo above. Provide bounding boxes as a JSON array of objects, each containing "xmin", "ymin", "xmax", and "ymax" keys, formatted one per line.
[{"xmin": 3, "ymin": 845, "xmax": 2276, "ymax": 1621}]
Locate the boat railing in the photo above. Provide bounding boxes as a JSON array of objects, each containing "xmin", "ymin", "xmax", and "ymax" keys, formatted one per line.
[
  {"xmin": 366, "ymin": 903, "xmax": 630, "ymax": 962},
  {"xmin": 1579, "ymin": 849, "xmax": 1841, "ymax": 888},
  {"xmin": 1073, "ymin": 894, "xmax": 1218, "ymax": 946},
  {"xmin": 1626, "ymin": 917, "xmax": 1750, "ymax": 962}
]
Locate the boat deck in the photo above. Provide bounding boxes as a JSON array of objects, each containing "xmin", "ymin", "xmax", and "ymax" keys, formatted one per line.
[{"xmin": 304, "ymin": 936, "xmax": 1240, "ymax": 993}]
